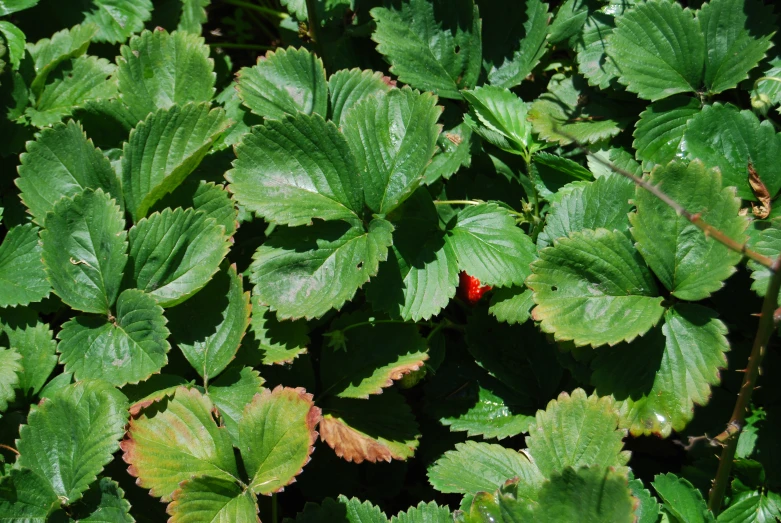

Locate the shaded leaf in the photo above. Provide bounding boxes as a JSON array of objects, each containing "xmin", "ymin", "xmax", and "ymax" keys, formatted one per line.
[
  {"xmin": 0, "ymin": 224, "xmax": 50, "ymax": 308},
  {"xmin": 320, "ymin": 390, "xmax": 419, "ymax": 464},
  {"xmin": 0, "ymin": 468, "xmax": 59, "ymax": 521},
  {"xmin": 391, "ymin": 501, "xmax": 452, "ymax": 523},
  {"xmin": 328, "ymin": 68, "xmax": 390, "ymax": 126},
  {"xmin": 488, "ymin": 287, "xmax": 534, "ymax": 326},
  {"xmin": 371, "ymin": 0, "xmax": 481, "ymax": 99},
  {"xmin": 0, "ymin": 308, "xmax": 57, "ymax": 397},
  {"xmin": 116, "ymin": 29, "xmax": 215, "ymax": 119},
  {"xmin": 249, "ymin": 218, "xmax": 393, "ymax": 320},
  {"xmin": 245, "ymin": 296, "xmax": 309, "ymax": 365},
  {"xmin": 41, "ymin": 189, "xmax": 128, "ymax": 315},
  {"xmin": 82, "ymin": 0, "xmax": 153, "ymax": 43},
  {"xmin": 684, "ymin": 103, "xmax": 781, "ymax": 200},
  {"xmin": 122, "ymin": 102, "xmax": 230, "ymax": 222},
  {"xmin": 17, "ymin": 379, "xmax": 129, "ymax": 503},
  {"xmin": 592, "ymin": 304, "xmax": 729, "ymax": 437},
  {"xmin": 125, "ymin": 207, "xmax": 230, "ymax": 307},
  {"xmin": 342, "ymin": 87, "xmax": 441, "ymax": 215},
  {"xmin": 207, "ymin": 366, "xmax": 265, "ymax": 446},
  {"xmin": 633, "ymin": 95, "xmax": 700, "ymax": 167},
  {"xmin": 288, "ymin": 496, "xmax": 389, "ymax": 523},
  {"xmin": 57, "ymin": 288, "xmax": 170, "ymax": 387},
  {"xmin": 652, "ymin": 473, "xmax": 713, "ymax": 523},
  {"xmin": 70, "ymin": 477, "xmax": 134, "ymax": 522},
  {"xmin": 0, "ymin": 347, "xmax": 21, "ymax": 411},
  {"xmin": 27, "ymin": 24, "xmax": 97, "ymax": 95},
  {"xmin": 167, "ymin": 264, "xmax": 250, "ymax": 381},
  {"xmin": 320, "ymin": 319, "xmax": 428, "ymax": 399},
  {"xmin": 17, "ymin": 119, "xmax": 122, "ymax": 225},
  {"xmin": 152, "ymin": 179, "xmax": 238, "ymax": 237}
]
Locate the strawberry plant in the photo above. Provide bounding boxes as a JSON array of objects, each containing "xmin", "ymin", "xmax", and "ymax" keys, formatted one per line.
[{"xmin": 2, "ymin": 0, "xmax": 781, "ymax": 521}]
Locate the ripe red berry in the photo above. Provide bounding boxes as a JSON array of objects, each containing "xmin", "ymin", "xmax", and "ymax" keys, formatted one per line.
[{"xmin": 458, "ymin": 271, "xmax": 492, "ymax": 305}]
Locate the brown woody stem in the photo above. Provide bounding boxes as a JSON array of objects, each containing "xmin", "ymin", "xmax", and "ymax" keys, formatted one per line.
[
  {"xmin": 560, "ymin": 131, "xmax": 775, "ymax": 269},
  {"xmin": 707, "ymin": 254, "xmax": 781, "ymax": 515}
]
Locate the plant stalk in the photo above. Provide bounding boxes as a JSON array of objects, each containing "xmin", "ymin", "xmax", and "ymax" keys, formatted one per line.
[
  {"xmin": 561, "ymin": 130, "xmax": 775, "ymax": 269},
  {"xmin": 708, "ymin": 254, "xmax": 781, "ymax": 515},
  {"xmin": 272, "ymin": 493, "xmax": 278, "ymax": 523}
]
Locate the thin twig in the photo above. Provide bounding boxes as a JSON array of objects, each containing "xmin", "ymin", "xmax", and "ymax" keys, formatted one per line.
[
  {"xmin": 559, "ymin": 130, "xmax": 775, "ymax": 269},
  {"xmin": 708, "ymin": 254, "xmax": 781, "ymax": 515},
  {"xmin": 0, "ymin": 443, "xmax": 19, "ymax": 456}
]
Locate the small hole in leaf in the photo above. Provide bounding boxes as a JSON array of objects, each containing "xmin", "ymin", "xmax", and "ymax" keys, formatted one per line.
[
  {"xmin": 551, "ymin": 286, "xmax": 558, "ymax": 291},
  {"xmin": 454, "ymin": 45, "xmax": 461, "ymax": 54},
  {"xmin": 357, "ymin": 262, "xmax": 363, "ymax": 269}
]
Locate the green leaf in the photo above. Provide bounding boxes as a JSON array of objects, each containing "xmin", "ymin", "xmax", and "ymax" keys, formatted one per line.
[
  {"xmin": 320, "ymin": 319, "xmax": 428, "ymax": 399},
  {"xmin": 0, "ymin": 308, "xmax": 57, "ymax": 397},
  {"xmin": 455, "ymin": 481, "xmax": 534, "ymax": 522},
  {"xmin": 528, "ymin": 73, "xmax": 629, "ymax": 145},
  {"xmin": 207, "ymin": 366, "xmax": 264, "ymax": 446},
  {"xmin": 587, "ymin": 146, "xmax": 642, "ymax": 179},
  {"xmin": 391, "ymin": 501, "xmax": 452, "ymax": 523},
  {"xmin": 41, "ymin": 189, "xmax": 128, "ymax": 315},
  {"xmin": 631, "ymin": 476, "xmax": 662, "ymax": 523},
  {"xmin": 167, "ymin": 476, "xmax": 258, "ymax": 523},
  {"xmin": 0, "ymin": 468, "xmax": 59, "ymax": 522},
  {"xmin": 122, "ymin": 103, "xmax": 230, "ymax": 222},
  {"xmin": 633, "ymin": 95, "xmax": 701, "ymax": 167},
  {"xmin": 699, "ymin": 0, "xmax": 775, "ymax": 95},
  {"xmin": 122, "ymin": 386, "xmax": 239, "ymax": 501},
  {"xmin": 327, "ymin": 69, "xmax": 390, "ymax": 126},
  {"xmin": 549, "ymin": 0, "xmax": 594, "ymax": 43},
  {"xmin": 167, "ymin": 264, "xmax": 249, "ymax": 380},
  {"xmin": 428, "ymin": 440, "xmax": 542, "ymax": 495},
  {"xmin": 17, "ymin": 379, "xmax": 129, "ymax": 503},
  {"xmin": 236, "ymin": 47, "xmax": 327, "ymax": 119},
  {"xmin": 227, "ymin": 113, "xmax": 364, "ymax": 226},
  {"xmin": 463, "ymin": 86, "xmax": 535, "ymax": 155},
  {"xmin": 152, "ymin": 179, "xmax": 238, "ymax": 237},
  {"xmin": 289, "ymin": 496, "xmax": 389, "ymax": 523},
  {"xmin": 445, "ymin": 203, "xmax": 536, "ymax": 288},
  {"xmin": 0, "ymin": 0, "xmax": 38, "ymax": 16},
  {"xmin": 319, "ymin": 390, "xmax": 419, "ymax": 463},
  {"xmin": 652, "ymin": 473, "xmax": 713, "ymax": 523},
  {"xmin": 684, "ymin": 103, "xmax": 781, "ymax": 200},
  {"xmin": 483, "ymin": 0, "xmax": 550, "ymax": 88},
  {"xmin": 17, "ymin": 119, "xmax": 122, "ymax": 225},
  {"xmin": 747, "ymin": 223, "xmax": 781, "ymax": 302},
  {"xmin": 0, "ymin": 21, "xmax": 26, "ymax": 70},
  {"xmin": 27, "ymin": 56, "xmax": 117, "ymax": 128},
  {"xmin": 573, "ymin": 9, "xmax": 622, "ymax": 89},
  {"xmin": 370, "ymin": 0, "xmax": 481, "ymax": 99},
  {"xmin": 177, "ymin": 0, "xmax": 210, "ymax": 33},
  {"xmin": 591, "ymin": 304, "xmax": 729, "ymax": 437},
  {"xmin": 537, "ymin": 174, "xmax": 635, "ymax": 249},
  {"xmin": 125, "ymin": 207, "xmax": 230, "ymax": 307},
  {"xmin": 239, "ymin": 386, "xmax": 320, "ymax": 494},
  {"xmin": 245, "ymin": 296, "xmax": 309, "ymax": 365},
  {"xmin": 527, "ymin": 228, "xmax": 664, "ymax": 348},
  {"xmin": 534, "ymin": 466, "xmax": 635, "ymax": 523},
  {"xmin": 82, "ymin": 0, "xmax": 153, "ymax": 43},
  {"xmin": 116, "ymin": 29, "xmax": 215, "ymax": 119},
  {"xmin": 365, "ymin": 189, "xmax": 458, "ymax": 321},
  {"xmin": 489, "ymin": 287, "xmax": 534, "ymax": 326},
  {"xmin": 249, "ymin": 218, "xmax": 393, "ymax": 320},
  {"xmin": 525, "ymin": 389, "xmax": 629, "ymax": 477},
  {"xmin": 70, "ymin": 477, "xmax": 133, "ymax": 522},
  {"xmin": 630, "ymin": 160, "xmax": 746, "ymax": 301},
  {"xmin": 27, "ymin": 24, "xmax": 97, "ymax": 95},
  {"xmin": 717, "ymin": 490, "xmax": 781, "ymax": 523},
  {"xmin": 343, "ymin": 87, "xmax": 441, "ymax": 215},
  {"xmin": 57, "ymin": 288, "xmax": 170, "ymax": 387},
  {"xmin": 424, "ymin": 119, "xmax": 473, "ymax": 185},
  {"xmin": 0, "ymin": 347, "xmax": 21, "ymax": 411},
  {"xmin": 0, "ymin": 224, "xmax": 50, "ymax": 308},
  {"xmin": 608, "ymin": 0, "xmax": 704, "ymax": 101}
]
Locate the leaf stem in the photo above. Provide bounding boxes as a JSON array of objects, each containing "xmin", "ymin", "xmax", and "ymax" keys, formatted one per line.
[
  {"xmin": 272, "ymin": 493, "xmax": 278, "ymax": 523},
  {"xmin": 222, "ymin": 0, "xmax": 288, "ymax": 19},
  {"xmin": 559, "ymin": 129, "xmax": 776, "ymax": 269},
  {"xmin": 434, "ymin": 200, "xmax": 482, "ymax": 206},
  {"xmin": 209, "ymin": 42, "xmax": 274, "ymax": 50},
  {"xmin": 708, "ymin": 254, "xmax": 781, "ymax": 515}
]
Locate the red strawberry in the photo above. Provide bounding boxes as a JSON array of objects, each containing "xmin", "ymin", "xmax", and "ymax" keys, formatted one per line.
[{"xmin": 458, "ymin": 271, "xmax": 492, "ymax": 305}]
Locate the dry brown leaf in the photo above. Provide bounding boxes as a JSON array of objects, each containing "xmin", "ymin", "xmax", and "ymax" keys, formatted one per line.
[{"xmin": 749, "ymin": 162, "xmax": 771, "ymax": 219}]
